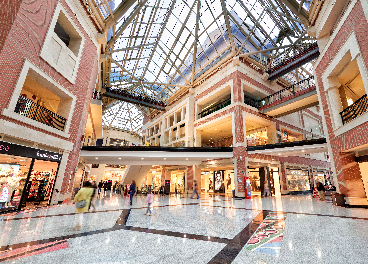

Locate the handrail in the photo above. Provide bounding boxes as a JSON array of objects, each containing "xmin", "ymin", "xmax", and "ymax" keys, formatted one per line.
[
  {"xmin": 14, "ymin": 95, "xmax": 66, "ymax": 131},
  {"xmin": 198, "ymin": 97, "xmax": 231, "ymax": 118},
  {"xmin": 259, "ymin": 76, "xmax": 315, "ymax": 109},
  {"xmin": 339, "ymin": 94, "xmax": 368, "ymax": 125}
]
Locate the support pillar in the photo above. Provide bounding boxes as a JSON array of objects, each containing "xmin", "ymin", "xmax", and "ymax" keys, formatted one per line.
[
  {"xmin": 327, "ymin": 86, "xmax": 343, "ymax": 129},
  {"xmin": 233, "ymin": 146, "xmax": 247, "ymax": 197}
]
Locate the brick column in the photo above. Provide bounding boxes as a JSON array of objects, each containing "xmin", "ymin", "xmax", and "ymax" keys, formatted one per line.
[
  {"xmin": 232, "ymin": 71, "xmax": 242, "ymax": 103},
  {"xmin": 161, "ymin": 167, "xmax": 166, "ymax": 186},
  {"xmin": 233, "ymin": 146, "xmax": 247, "ymax": 197},
  {"xmin": 279, "ymin": 162, "xmax": 288, "ymax": 194},
  {"xmin": 335, "ymin": 152, "xmax": 366, "ymax": 198},
  {"xmin": 187, "ymin": 166, "xmax": 193, "ymax": 192}
]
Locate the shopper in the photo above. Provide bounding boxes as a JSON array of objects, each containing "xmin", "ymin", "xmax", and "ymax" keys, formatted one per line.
[
  {"xmin": 73, "ymin": 181, "xmax": 94, "ymax": 230},
  {"xmin": 129, "ymin": 180, "xmax": 136, "ymax": 205},
  {"xmin": 191, "ymin": 180, "xmax": 199, "ymax": 199},
  {"xmin": 145, "ymin": 188, "xmax": 153, "ymax": 216},
  {"xmin": 103, "ymin": 181, "xmax": 108, "ymax": 195},
  {"xmin": 98, "ymin": 181, "xmax": 103, "ymax": 194},
  {"xmin": 263, "ymin": 180, "xmax": 271, "ymax": 197},
  {"xmin": 317, "ymin": 180, "xmax": 326, "ymax": 201}
]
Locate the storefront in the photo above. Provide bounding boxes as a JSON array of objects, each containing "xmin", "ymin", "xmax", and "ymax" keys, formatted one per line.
[
  {"xmin": 201, "ymin": 169, "xmax": 234, "ymax": 194},
  {"xmin": 286, "ymin": 169, "xmax": 310, "ymax": 193},
  {"xmin": 0, "ymin": 141, "xmax": 61, "ymax": 213},
  {"xmin": 248, "ymin": 168, "xmax": 261, "ymax": 194},
  {"xmin": 246, "ymin": 130, "xmax": 268, "ymax": 146},
  {"xmin": 170, "ymin": 170, "xmax": 185, "ymax": 193}
]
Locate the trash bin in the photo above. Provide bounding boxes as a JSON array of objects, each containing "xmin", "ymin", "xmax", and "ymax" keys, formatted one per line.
[
  {"xmin": 232, "ymin": 190, "xmax": 235, "ymax": 198},
  {"xmin": 332, "ymin": 193, "xmax": 345, "ymax": 206}
]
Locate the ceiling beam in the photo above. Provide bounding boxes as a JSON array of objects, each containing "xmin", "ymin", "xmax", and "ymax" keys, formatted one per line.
[
  {"xmin": 106, "ymin": 0, "xmax": 147, "ymax": 50},
  {"xmin": 238, "ymin": 44, "xmax": 294, "ymax": 58},
  {"xmin": 220, "ymin": 0, "xmax": 235, "ymax": 53},
  {"xmin": 278, "ymin": 0, "xmax": 309, "ymax": 26},
  {"xmin": 191, "ymin": 0, "xmax": 201, "ymax": 86},
  {"xmin": 104, "ymin": 0, "xmax": 139, "ymax": 33},
  {"xmin": 105, "ymin": 43, "xmax": 156, "ymax": 53}
]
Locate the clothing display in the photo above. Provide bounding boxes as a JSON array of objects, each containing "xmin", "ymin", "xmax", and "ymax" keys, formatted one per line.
[{"xmin": 25, "ymin": 170, "xmax": 56, "ymax": 205}]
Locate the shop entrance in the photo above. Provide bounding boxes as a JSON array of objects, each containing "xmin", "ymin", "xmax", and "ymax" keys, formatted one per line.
[
  {"xmin": 170, "ymin": 170, "xmax": 185, "ymax": 194},
  {"xmin": 201, "ymin": 167, "xmax": 234, "ymax": 195},
  {"xmin": 286, "ymin": 169, "xmax": 310, "ymax": 193},
  {"xmin": 23, "ymin": 160, "xmax": 59, "ymax": 208}
]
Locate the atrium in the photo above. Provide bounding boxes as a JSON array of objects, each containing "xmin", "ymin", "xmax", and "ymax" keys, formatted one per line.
[{"xmin": 1, "ymin": 0, "xmax": 368, "ymax": 263}]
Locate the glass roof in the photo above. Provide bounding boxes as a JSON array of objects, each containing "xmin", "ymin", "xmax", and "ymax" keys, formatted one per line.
[{"xmin": 97, "ymin": 0, "xmax": 314, "ymax": 133}]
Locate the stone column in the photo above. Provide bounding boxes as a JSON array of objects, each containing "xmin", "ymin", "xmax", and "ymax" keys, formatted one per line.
[
  {"xmin": 267, "ymin": 124, "xmax": 276, "ymax": 145},
  {"xmin": 233, "ymin": 146, "xmax": 247, "ymax": 197},
  {"xmin": 232, "ymin": 106, "xmax": 246, "ymax": 147},
  {"xmin": 279, "ymin": 162, "xmax": 288, "ymax": 194},
  {"xmin": 186, "ymin": 166, "xmax": 193, "ymax": 192},
  {"xmin": 327, "ymin": 85, "xmax": 343, "ymax": 129},
  {"xmin": 186, "ymin": 95, "xmax": 195, "ymax": 146},
  {"xmin": 194, "ymin": 129, "xmax": 201, "ymax": 147}
]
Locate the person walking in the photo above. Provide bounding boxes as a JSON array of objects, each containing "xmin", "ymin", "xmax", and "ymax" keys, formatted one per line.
[
  {"xmin": 145, "ymin": 188, "xmax": 153, "ymax": 216},
  {"xmin": 98, "ymin": 181, "xmax": 103, "ymax": 195},
  {"xmin": 317, "ymin": 180, "xmax": 326, "ymax": 201},
  {"xmin": 129, "ymin": 180, "xmax": 136, "ymax": 205},
  {"xmin": 73, "ymin": 181, "xmax": 94, "ymax": 230},
  {"xmin": 263, "ymin": 180, "xmax": 271, "ymax": 197},
  {"xmin": 191, "ymin": 180, "xmax": 199, "ymax": 199}
]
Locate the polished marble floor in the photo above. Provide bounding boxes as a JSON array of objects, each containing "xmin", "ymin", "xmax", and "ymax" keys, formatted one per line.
[{"xmin": 1, "ymin": 193, "xmax": 368, "ymax": 263}]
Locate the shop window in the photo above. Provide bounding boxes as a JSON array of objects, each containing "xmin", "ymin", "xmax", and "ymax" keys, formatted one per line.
[
  {"xmin": 40, "ymin": 3, "xmax": 85, "ymax": 83},
  {"xmin": 3, "ymin": 60, "xmax": 77, "ymax": 137},
  {"xmin": 0, "ymin": 154, "xmax": 32, "ymax": 212}
]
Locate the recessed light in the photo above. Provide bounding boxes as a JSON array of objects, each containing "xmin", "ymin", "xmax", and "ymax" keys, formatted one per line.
[
  {"xmin": 215, "ymin": 129, "xmax": 217, "ymax": 130},
  {"xmin": 119, "ymin": 158, "xmax": 121, "ymax": 159},
  {"xmin": 164, "ymin": 158, "xmax": 166, "ymax": 160},
  {"xmin": 141, "ymin": 158, "xmax": 144, "ymax": 160},
  {"xmin": 186, "ymin": 158, "xmax": 188, "ymax": 160},
  {"xmin": 207, "ymin": 159, "xmax": 210, "ymax": 160},
  {"xmin": 95, "ymin": 157, "xmax": 98, "ymax": 159}
]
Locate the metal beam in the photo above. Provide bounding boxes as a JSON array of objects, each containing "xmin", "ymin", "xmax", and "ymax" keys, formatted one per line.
[
  {"xmin": 265, "ymin": 7, "xmax": 302, "ymax": 23},
  {"xmin": 104, "ymin": 0, "xmax": 138, "ymax": 32},
  {"xmin": 278, "ymin": 0, "xmax": 309, "ymax": 26},
  {"xmin": 220, "ymin": 0, "xmax": 235, "ymax": 52},
  {"xmin": 106, "ymin": 0, "xmax": 147, "ymax": 50},
  {"xmin": 107, "ymin": 54, "xmax": 140, "ymax": 81},
  {"xmin": 106, "ymin": 43, "xmax": 156, "ymax": 53},
  {"xmin": 239, "ymin": 44, "xmax": 294, "ymax": 58},
  {"xmin": 191, "ymin": 1, "xmax": 201, "ymax": 86}
]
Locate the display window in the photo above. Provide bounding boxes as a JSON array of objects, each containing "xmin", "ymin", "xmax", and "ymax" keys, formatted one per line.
[
  {"xmin": 170, "ymin": 171, "xmax": 185, "ymax": 193},
  {"xmin": 0, "ymin": 154, "xmax": 32, "ymax": 212},
  {"xmin": 287, "ymin": 169, "xmax": 310, "ymax": 192}
]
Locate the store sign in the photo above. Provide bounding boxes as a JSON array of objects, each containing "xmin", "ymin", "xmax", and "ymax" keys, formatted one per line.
[{"xmin": 0, "ymin": 141, "xmax": 62, "ymax": 162}]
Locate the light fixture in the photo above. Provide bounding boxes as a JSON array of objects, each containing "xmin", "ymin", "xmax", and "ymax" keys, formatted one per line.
[
  {"xmin": 164, "ymin": 158, "xmax": 166, "ymax": 160},
  {"xmin": 186, "ymin": 158, "xmax": 188, "ymax": 160},
  {"xmin": 95, "ymin": 157, "xmax": 98, "ymax": 160},
  {"xmin": 119, "ymin": 158, "xmax": 121, "ymax": 160},
  {"xmin": 141, "ymin": 158, "xmax": 144, "ymax": 160},
  {"xmin": 215, "ymin": 129, "xmax": 217, "ymax": 130}
]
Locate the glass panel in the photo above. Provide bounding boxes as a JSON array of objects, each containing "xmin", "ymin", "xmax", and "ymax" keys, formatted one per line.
[{"xmin": 0, "ymin": 154, "xmax": 31, "ymax": 212}]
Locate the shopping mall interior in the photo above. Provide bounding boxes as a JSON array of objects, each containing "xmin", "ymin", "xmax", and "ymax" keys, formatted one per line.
[{"xmin": 1, "ymin": 0, "xmax": 368, "ymax": 263}]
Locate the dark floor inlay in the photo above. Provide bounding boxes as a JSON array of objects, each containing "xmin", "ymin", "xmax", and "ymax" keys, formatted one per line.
[{"xmin": 207, "ymin": 210, "xmax": 270, "ymax": 264}]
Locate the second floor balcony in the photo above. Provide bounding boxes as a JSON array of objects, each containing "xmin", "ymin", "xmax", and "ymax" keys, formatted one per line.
[
  {"xmin": 14, "ymin": 95, "xmax": 67, "ymax": 131},
  {"xmin": 198, "ymin": 97, "xmax": 231, "ymax": 119}
]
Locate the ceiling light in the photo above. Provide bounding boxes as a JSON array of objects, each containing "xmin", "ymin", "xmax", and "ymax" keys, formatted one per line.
[
  {"xmin": 164, "ymin": 158, "xmax": 166, "ymax": 160},
  {"xmin": 95, "ymin": 157, "xmax": 98, "ymax": 160},
  {"xmin": 302, "ymin": 150, "xmax": 305, "ymax": 152},
  {"xmin": 141, "ymin": 158, "xmax": 144, "ymax": 160},
  {"xmin": 119, "ymin": 158, "xmax": 121, "ymax": 160},
  {"xmin": 186, "ymin": 158, "xmax": 188, "ymax": 160},
  {"xmin": 215, "ymin": 129, "xmax": 217, "ymax": 130}
]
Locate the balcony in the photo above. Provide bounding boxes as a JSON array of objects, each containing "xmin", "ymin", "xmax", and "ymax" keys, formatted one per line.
[
  {"xmin": 340, "ymin": 94, "xmax": 368, "ymax": 125},
  {"xmin": 198, "ymin": 97, "xmax": 231, "ymax": 119},
  {"xmin": 14, "ymin": 95, "xmax": 66, "ymax": 131}
]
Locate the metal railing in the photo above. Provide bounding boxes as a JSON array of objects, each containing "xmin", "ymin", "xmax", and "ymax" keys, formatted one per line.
[
  {"xmin": 259, "ymin": 76, "xmax": 315, "ymax": 109},
  {"xmin": 267, "ymin": 42, "xmax": 318, "ymax": 74},
  {"xmin": 14, "ymin": 95, "xmax": 66, "ymax": 131},
  {"xmin": 198, "ymin": 97, "xmax": 231, "ymax": 119},
  {"xmin": 340, "ymin": 94, "xmax": 368, "ymax": 125}
]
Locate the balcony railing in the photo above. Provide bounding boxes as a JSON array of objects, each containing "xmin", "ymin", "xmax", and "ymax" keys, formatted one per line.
[
  {"xmin": 340, "ymin": 94, "xmax": 368, "ymax": 125},
  {"xmin": 14, "ymin": 95, "xmax": 66, "ymax": 131},
  {"xmin": 198, "ymin": 97, "xmax": 231, "ymax": 119},
  {"xmin": 259, "ymin": 76, "xmax": 315, "ymax": 109}
]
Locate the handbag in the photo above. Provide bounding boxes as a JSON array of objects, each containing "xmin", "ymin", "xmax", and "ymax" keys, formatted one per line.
[{"xmin": 76, "ymin": 200, "xmax": 86, "ymax": 208}]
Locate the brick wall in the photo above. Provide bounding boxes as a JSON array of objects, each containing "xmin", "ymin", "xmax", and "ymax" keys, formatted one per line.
[
  {"xmin": 314, "ymin": 0, "xmax": 368, "ymax": 197},
  {"xmin": 187, "ymin": 166, "xmax": 193, "ymax": 191},
  {"xmin": 0, "ymin": 0, "xmax": 98, "ymax": 195},
  {"xmin": 0, "ymin": 0, "xmax": 22, "ymax": 53}
]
